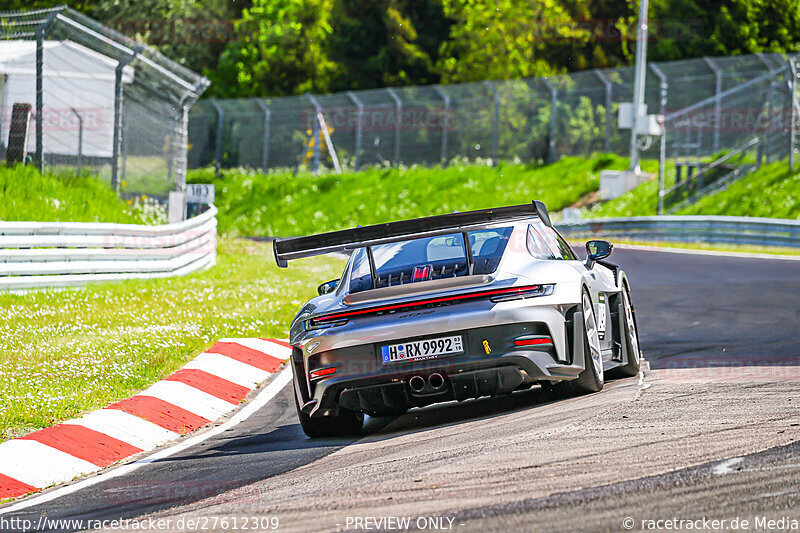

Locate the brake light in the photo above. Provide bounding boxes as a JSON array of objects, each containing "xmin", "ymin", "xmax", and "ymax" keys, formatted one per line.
[
  {"xmin": 412, "ymin": 265, "xmax": 432, "ymax": 281},
  {"xmin": 514, "ymin": 338, "xmax": 553, "ymax": 346},
  {"xmin": 491, "ymin": 283, "xmax": 555, "ymax": 302},
  {"xmin": 310, "ymin": 367, "xmax": 336, "ymax": 379},
  {"xmin": 309, "ymin": 284, "xmax": 550, "ymax": 327}
]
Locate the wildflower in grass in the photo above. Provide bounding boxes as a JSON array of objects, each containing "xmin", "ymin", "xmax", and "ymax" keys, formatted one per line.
[{"xmin": 0, "ymin": 239, "xmax": 343, "ymax": 442}]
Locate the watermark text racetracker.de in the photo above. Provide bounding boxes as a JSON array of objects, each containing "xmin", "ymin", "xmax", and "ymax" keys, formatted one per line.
[
  {"xmin": 622, "ymin": 515, "xmax": 800, "ymax": 531},
  {"xmin": 0, "ymin": 515, "xmax": 279, "ymax": 532}
]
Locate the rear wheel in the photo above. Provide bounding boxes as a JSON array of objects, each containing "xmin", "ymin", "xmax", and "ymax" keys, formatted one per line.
[
  {"xmin": 295, "ymin": 394, "xmax": 363, "ymax": 438},
  {"xmin": 565, "ymin": 289, "xmax": 604, "ymax": 395},
  {"xmin": 611, "ymin": 284, "xmax": 641, "ymax": 378}
]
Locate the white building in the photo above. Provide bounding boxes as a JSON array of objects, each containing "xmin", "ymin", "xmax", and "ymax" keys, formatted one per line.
[{"xmin": 0, "ymin": 40, "xmax": 133, "ymax": 159}]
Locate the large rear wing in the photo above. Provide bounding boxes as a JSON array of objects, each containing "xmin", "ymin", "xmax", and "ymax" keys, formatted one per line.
[{"xmin": 273, "ymin": 200, "xmax": 551, "ymax": 267}]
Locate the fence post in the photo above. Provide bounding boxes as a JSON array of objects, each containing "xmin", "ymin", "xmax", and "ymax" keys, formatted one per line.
[
  {"xmin": 34, "ymin": 12, "xmax": 58, "ymax": 173},
  {"xmin": 756, "ymin": 53, "xmax": 781, "ymax": 163},
  {"xmin": 483, "ymin": 81, "xmax": 499, "ymax": 166},
  {"xmin": 541, "ymin": 78, "xmax": 558, "ymax": 163},
  {"xmin": 210, "ymin": 99, "xmax": 224, "ymax": 176},
  {"xmin": 386, "ymin": 88, "xmax": 402, "ymax": 165},
  {"xmin": 789, "ymin": 57, "xmax": 798, "ymax": 173},
  {"xmin": 121, "ymin": 109, "xmax": 129, "ymax": 184},
  {"xmin": 70, "ymin": 108, "xmax": 83, "ymax": 175},
  {"xmin": 346, "ymin": 91, "xmax": 364, "ymax": 171},
  {"xmin": 307, "ymin": 94, "xmax": 323, "ymax": 174},
  {"xmin": 702, "ymin": 57, "xmax": 723, "ymax": 154},
  {"xmin": 312, "ymin": 117, "xmax": 320, "ymax": 173},
  {"xmin": 433, "ymin": 86, "xmax": 451, "ymax": 166},
  {"xmin": 255, "ymin": 99, "xmax": 271, "ymax": 170},
  {"xmin": 764, "ymin": 81, "xmax": 775, "ymax": 164},
  {"xmin": 173, "ymin": 94, "xmax": 193, "ymax": 192},
  {"xmin": 650, "ymin": 63, "xmax": 668, "ymax": 215},
  {"xmin": 594, "ymin": 71, "xmax": 613, "ymax": 154},
  {"xmin": 35, "ymin": 23, "xmax": 44, "ymax": 171},
  {"xmin": 111, "ymin": 46, "xmax": 141, "ymax": 192}
]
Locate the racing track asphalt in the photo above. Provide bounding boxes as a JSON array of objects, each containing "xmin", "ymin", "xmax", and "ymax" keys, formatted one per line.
[{"xmin": 2, "ymin": 248, "xmax": 799, "ymax": 532}]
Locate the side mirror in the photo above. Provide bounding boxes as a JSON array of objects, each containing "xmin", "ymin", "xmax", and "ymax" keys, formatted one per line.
[
  {"xmin": 317, "ymin": 279, "xmax": 339, "ymax": 295},
  {"xmin": 585, "ymin": 240, "xmax": 613, "ymax": 269}
]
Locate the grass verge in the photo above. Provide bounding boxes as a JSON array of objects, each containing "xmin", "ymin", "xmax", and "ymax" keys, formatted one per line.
[
  {"xmin": 0, "ymin": 164, "xmax": 165, "ymax": 224},
  {"xmin": 189, "ymin": 155, "xmax": 660, "ymax": 236},
  {"xmin": 0, "ymin": 238, "xmax": 343, "ymax": 442},
  {"xmin": 589, "ymin": 160, "xmax": 800, "ymax": 219}
]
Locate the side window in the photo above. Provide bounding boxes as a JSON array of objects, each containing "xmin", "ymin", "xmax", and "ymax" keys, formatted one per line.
[
  {"xmin": 528, "ymin": 222, "xmax": 575, "ymax": 260},
  {"xmin": 527, "ymin": 224, "xmax": 556, "ymax": 260}
]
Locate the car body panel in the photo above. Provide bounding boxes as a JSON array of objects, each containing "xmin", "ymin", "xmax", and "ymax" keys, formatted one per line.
[{"xmin": 276, "ymin": 207, "xmax": 637, "ymax": 420}]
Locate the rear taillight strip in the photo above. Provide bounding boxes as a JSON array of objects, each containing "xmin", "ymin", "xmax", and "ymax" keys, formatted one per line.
[
  {"xmin": 309, "ymin": 284, "xmax": 545, "ymax": 326},
  {"xmin": 514, "ymin": 337, "xmax": 553, "ymax": 346},
  {"xmin": 310, "ymin": 367, "xmax": 336, "ymax": 379}
]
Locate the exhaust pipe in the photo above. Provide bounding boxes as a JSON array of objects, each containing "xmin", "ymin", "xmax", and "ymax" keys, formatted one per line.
[
  {"xmin": 428, "ymin": 373, "xmax": 445, "ymax": 390},
  {"xmin": 409, "ymin": 375, "xmax": 426, "ymax": 393}
]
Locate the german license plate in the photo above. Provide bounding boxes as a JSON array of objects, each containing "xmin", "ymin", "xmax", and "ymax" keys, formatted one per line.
[{"xmin": 381, "ymin": 335, "xmax": 463, "ymax": 363}]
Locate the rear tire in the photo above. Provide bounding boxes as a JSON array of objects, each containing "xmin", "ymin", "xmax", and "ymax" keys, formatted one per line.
[
  {"xmin": 610, "ymin": 284, "xmax": 641, "ymax": 378},
  {"xmin": 295, "ymin": 394, "xmax": 363, "ymax": 438},
  {"xmin": 565, "ymin": 289, "xmax": 604, "ymax": 395}
]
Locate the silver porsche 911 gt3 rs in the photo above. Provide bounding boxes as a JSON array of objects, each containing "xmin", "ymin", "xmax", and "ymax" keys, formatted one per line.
[{"xmin": 273, "ymin": 201, "xmax": 642, "ymax": 438}]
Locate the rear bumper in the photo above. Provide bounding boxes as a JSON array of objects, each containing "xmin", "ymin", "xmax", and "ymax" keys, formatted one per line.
[
  {"xmin": 292, "ymin": 296, "xmax": 587, "ymax": 418},
  {"xmin": 298, "ymin": 350, "xmax": 584, "ymax": 417},
  {"xmin": 337, "ymin": 364, "xmax": 526, "ymax": 414}
]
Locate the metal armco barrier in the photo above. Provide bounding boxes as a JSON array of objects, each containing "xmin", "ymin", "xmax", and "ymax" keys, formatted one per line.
[
  {"xmin": 557, "ymin": 216, "xmax": 800, "ymax": 249},
  {"xmin": 0, "ymin": 206, "xmax": 217, "ymax": 290}
]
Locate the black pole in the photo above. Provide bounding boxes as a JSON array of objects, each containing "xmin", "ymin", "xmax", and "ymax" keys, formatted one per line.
[{"xmin": 34, "ymin": 12, "xmax": 59, "ymax": 171}]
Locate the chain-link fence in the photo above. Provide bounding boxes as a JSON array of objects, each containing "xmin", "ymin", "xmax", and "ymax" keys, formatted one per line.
[
  {"xmin": 0, "ymin": 7, "xmax": 209, "ymax": 198},
  {"xmin": 191, "ymin": 53, "xmax": 799, "ymax": 185}
]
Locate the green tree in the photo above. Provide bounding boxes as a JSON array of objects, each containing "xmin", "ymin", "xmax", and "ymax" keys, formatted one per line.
[
  {"xmin": 554, "ymin": 0, "xmax": 636, "ymax": 70},
  {"xmin": 208, "ymin": 0, "xmax": 335, "ymax": 97},
  {"xmin": 327, "ymin": 0, "xmax": 453, "ymax": 90},
  {"xmin": 91, "ymin": 0, "xmax": 244, "ymax": 76},
  {"xmin": 648, "ymin": 0, "xmax": 800, "ymax": 61},
  {"xmin": 0, "ymin": 1, "xmax": 96, "ymax": 12},
  {"xmin": 438, "ymin": 0, "xmax": 591, "ymax": 83}
]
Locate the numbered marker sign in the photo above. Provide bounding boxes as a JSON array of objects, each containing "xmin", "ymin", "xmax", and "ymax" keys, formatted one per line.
[{"xmin": 186, "ymin": 184, "xmax": 215, "ymax": 204}]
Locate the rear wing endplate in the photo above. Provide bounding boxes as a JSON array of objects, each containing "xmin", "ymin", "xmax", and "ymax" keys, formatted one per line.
[{"xmin": 273, "ymin": 200, "xmax": 551, "ymax": 267}]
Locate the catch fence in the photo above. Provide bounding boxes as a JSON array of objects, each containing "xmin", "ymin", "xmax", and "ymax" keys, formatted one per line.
[
  {"xmin": 0, "ymin": 7, "xmax": 209, "ymax": 198},
  {"xmin": 191, "ymin": 53, "xmax": 799, "ymax": 189}
]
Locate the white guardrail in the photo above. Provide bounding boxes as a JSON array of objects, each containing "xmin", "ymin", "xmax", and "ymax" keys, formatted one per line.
[
  {"xmin": 0, "ymin": 206, "xmax": 217, "ymax": 291},
  {"xmin": 556, "ymin": 215, "xmax": 800, "ymax": 249}
]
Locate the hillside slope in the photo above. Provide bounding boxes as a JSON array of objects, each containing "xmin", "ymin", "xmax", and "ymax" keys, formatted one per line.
[
  {"xmin": 589, "ymin": 161, "xmax": 800, "ymax": 219},
  {"xmin": 189, "ymin": 155, "xmax": 660, "ymax": 236}
]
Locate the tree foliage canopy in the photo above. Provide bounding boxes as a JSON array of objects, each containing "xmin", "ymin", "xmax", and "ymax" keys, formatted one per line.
[
  {"xmin": 7, "ymin": 0, "xmax": 800, "ymax": 97},
  {"xmin": 208, "ymin": 0, "xmax": 335, "ymax": 97}
]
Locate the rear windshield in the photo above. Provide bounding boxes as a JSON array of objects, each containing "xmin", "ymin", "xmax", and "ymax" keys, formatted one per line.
[{"xmin": 348, "ymin": 227, "xmax": 513, "ymax": 293}]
